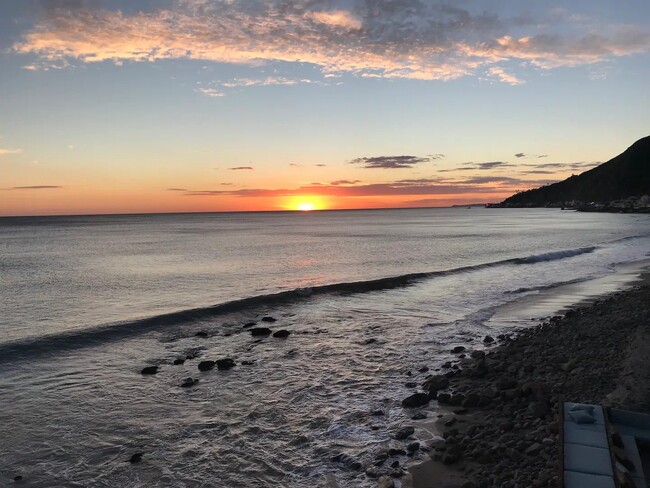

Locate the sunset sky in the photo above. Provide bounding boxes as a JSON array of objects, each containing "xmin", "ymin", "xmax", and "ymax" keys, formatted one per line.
[{"xmin": 1, "ymin": 0, "xmax": 649, "ymax": 216}]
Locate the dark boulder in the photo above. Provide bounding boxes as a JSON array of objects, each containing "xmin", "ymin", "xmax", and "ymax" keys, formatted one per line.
[
  {"xmin": 129, "ymin": 453, "xmax": 143, "ymax": 464},
  {"xmin": 241, "ymin": 360, "xmax": 255, "ymax": 366},
  {"xmin": 437, "ymin": 392, "xmax": 452, "ymax": 404},
  {"xmin": 407, "ymin": 442, "xmax": 420, "ymax": 453},
  {"xmin": 452, "ymin": 346, "xmax": 466, "ymax": 353},
  {"xmin": 402, "ymin": 393, "xmax": 430, "ymax": 408},
  {"xmin": 198, "ymin": 360, "xmax": 215, "ymax": 371},
  {"xmin": 423, "ymin": 375, "xmax": 449, "ymax": 392},
  {"xmin": 273, "ymin": 330, "xmax": 291, "ymax": 338},
  {"xmin": 250, "ymin": 327, "xmax": 272, "ymax": 337},
  {"xmin": 140, "ymin": 366, "xmax": 158, "ymax": 375},
  {"xmin": 243, "ymin": 322, "xmax": 256, "ymax": 328},
  {"xmin": 394, "ymin": 426, "xmax": 415, "ymax": 440},
  {"xmin": 216, "ymin": 358, "xmax": 236, "ymax": 370},
  {"xmin": 173, "ymin": 358, "xmax": 185, "ymax": 365},
  {"xmin": 483, "ymin": 335, "xmax": 495, "ymax": 344},
  {"xmin": 194, "ymin": 331, "xmax": 208, "ymax": 338},
  {"xmin": 13, "ymin": 476, "xmax": 22, "ymax": 482},
  {"xmin": 181, "ymin": 378, "xmax": 199, "ymax": 388},
  {"xmin": 261, "ymin": 316, "xmax": 277, "ymax": 322}
]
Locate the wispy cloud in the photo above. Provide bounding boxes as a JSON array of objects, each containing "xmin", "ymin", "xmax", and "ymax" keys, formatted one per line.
[
  {"xmin": 228, "ymin": 166, "xmax": 254, "ymax": 170},
  {"xmin": 14, "ymin": 1, "xmax": 650, "ymax": 82},
  {"xmin": 515, "ymin": 153, "xmax": 548, "ymax": 159},
  {"xmin": 3, "ymin": 185, "xmax": 62, "ymax": 190},
  {"xmin": 350, "ymin": 155, "xmax": 434, "ymax": 169},
  {"xmin": 176, "ymin": 174, "xmax": 554, "ymax": 198},
  {"xmin": 197, "ymin": 87, "xmax": 225, "ymax": 98},
  {"xmin": 0, "ymin": 148, "xmax": 23, "ymax": 156},
  {"xmin": 330, "ymin": 179, "xmax": 361, "ymax": 185},
  {"xmin": 464, "ymin": 161, "xmax": 515, "ymax": 170}
]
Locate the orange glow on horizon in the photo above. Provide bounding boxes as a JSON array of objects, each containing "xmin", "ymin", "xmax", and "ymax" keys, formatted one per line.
[{"xmin": 284, "ymin": 195, "xmax": 329, "ymax": 212}]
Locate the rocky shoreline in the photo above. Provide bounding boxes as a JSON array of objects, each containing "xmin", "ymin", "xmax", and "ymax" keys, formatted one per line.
[{"xmin": 387, "ymin": 283, "xmax": 650, "ymax": 488}]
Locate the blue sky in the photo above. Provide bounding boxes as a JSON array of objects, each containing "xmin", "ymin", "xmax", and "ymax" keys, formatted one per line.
[{"xmin": 1, "ymin": 1, "xmax": 649, "ymax": 215}]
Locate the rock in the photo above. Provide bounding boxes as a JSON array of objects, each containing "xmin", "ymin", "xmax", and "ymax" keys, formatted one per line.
[
  {"xmin": 194, "ymin": 331, "xmax": 208, "ymax": 338},
  {"xmin": 497, "ymin": 378, "xmax": 518, "ymax": 391},
  {"xmin": 525, "ymin": 443, "xmax": 542, "ymax": 456},
  {"xmin": 452, "ymin": 346, "xmax": 466, "ymax": 353},
  {"xmin": 405, "ymin": 381, "xmax": 417, "ymax": 388},
  {"xmin": 370, "ymin": 409, "xmax": 385, "ymax": 416},
  {"xmin": 250, "ymin": 327, "xmax": 272, "ymax": 337},
  {"xmin": 394, "ymin": 426, "xmax": 415, "ymax": 440},
  {"xmin": 412, "ymin": 412, "xmax": 427, "ymax": 420},
  {"xmin": 272, "ymin": 330, "xmax": 291, "ymax": 338},
  {"xmin": 470, "ymin": 350, "xmax": 485, "ymax": 359},
  {"xmin": 243, "ymin": 322, "xmax": 256, "ymax": 328},
  {"xmin": 198, "ymin": 360, "xmax": 215, "ymax": 371},
  {"xmin": 129, "ymin": 452, "xmax": 143, "ymax": 464},
  {"xmin": 181, "ymin": 377, "xmax": 199, "ymax": 388},
  {"xmin": 423, "ymin": 375, "xmax": 450, "ymax": 392},
  {"xmin": 529, "ymin": 402, "xmax": 549, "ymax": 418},
  {"xmin": 261, "ymin": 316, "xmax": 277, "ymax": 322},
  {"xmin": 442, "ymin": 361, "xmax": 452, "ymax": 368},
  {"xmin": 462, "ymin": 392, "xmax": 480, "ymax": 408},
  {"xmin": 442, "ymin": 445, "xmax": 462, "ymax": 464},
  {"xmin": 437, "ymin": 392, "xmax": 451, "ymax": 404},
  {"xmin": 377, "ymin": 476, "xmax": 395, "ymax": 488},
  {"xmin": 402, "ymin": 393, "xmax": 430, "ymax": 408},
  {"xmin": 418, "ymin": 366, "xmax": 429, "ymax": 372},
  {"xmin": 449, "ymin": 394, "xmax": 465, "ymax": 406},
  {"xmin": 483, "ymin": 335, "xmax": 495, "ymax": 344},
  {"xmin": 388, "ymin": 448, "xmax": 406, "ymax": 456},
  {"xmin": 140, "ymin": 366, "xmax": 158, "ymax": 375},
  {"xmin": 216, "ymin": 358, "xmax": 236, "ymax": 370},
  {"xmin": 390, "ymin": 460, "xmax": 400, "ymax": 468},
  {"xmin": 13, "ymin": 476, "xmax": 22, "ymax": 482},
  {"xmin": 172, "ymin": 358, "xmax": 185, "ymax": 365},
  {"xmin": 407, "ymin": 442, "xmax": 420, "ymax": 452},
  {"xmin": 444, "ymin": 416, "xmax": 457, "ymax": 427},
  {"xmin": 241, "ymin": 360, "xmax": 254, "ymax": 366}
]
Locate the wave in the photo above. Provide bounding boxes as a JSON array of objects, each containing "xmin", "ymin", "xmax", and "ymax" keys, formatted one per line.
[
  {"xmin": 513, "ymin": 246, "xmax": 597, "ymax": 264},
  {"xmin": 0, "ymin": 245, "xmax": 601, "ymax": 362},
  {"xmin": 505, "ymin": 277, "xmax": 593, "ymax": 295}
]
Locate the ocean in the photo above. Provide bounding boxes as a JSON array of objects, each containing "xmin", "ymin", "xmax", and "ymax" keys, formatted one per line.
[{"xmin": 1, "ymin": 208, "xmax": 649, "ymax": 487}]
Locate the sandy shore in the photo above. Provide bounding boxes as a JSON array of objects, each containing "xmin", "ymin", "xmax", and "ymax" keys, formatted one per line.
[{"xmin": 383, "ymin": 282, "xmax": 650, "ymax": 488}]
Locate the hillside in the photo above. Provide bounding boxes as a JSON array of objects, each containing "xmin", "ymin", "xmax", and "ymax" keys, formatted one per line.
[{"xmin": 500, "ymin": 135, "xmax": 650, "ymax": 206}]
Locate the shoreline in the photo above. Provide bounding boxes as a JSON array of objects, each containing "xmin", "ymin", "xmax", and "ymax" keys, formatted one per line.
[{"xmin": 390, "ymin": 280, "xmax": 650, "ymax": 488}]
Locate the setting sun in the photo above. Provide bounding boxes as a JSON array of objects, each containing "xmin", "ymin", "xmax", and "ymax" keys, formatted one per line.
[{"xmin": 297, "ymin": 202, "xmax": 315, "ymax": 211}]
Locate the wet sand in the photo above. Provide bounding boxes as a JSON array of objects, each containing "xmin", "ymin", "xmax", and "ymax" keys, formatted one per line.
[{"xmin": 396, "ymin": 278, "xmax": 650, "ymax": 488}]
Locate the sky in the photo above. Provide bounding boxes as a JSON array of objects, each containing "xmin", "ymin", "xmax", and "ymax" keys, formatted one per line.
[{"xmin": 1, "ymin": 0, "xmax": 649, "ymax": 216}]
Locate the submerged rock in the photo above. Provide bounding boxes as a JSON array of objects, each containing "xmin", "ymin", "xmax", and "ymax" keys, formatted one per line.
[
  {"xmin": 198, "ymin": 360, "xmax": 215, "ymax": 371},
  {"xmin": 128, "ymin": 452, "xmax": 143, "ymax": 464},
  {"xmin": 402, "ymin": 393, "xmax": 430, "ymax": 408},
  {"xmin": 250, "ymin": 327, "xmax": 273, "ymax": 337},
  {"xmin": 194, "ymin": 331, "xmax": 208, "ymax": 338},
  {"xmin": 394, "ymin": 426, "xmax": 415, "ymax": 440},
  {"xmin": 172, "ymin": 358, "xmax": 185, "ymax": 365},
  {"xmin": 13, "ymin": 475, "xmax": 22, "ymax": 482},
  {"xmin": 272, "ymin": 330, "xmax": 291, "ymax": 338},
  {"xmin": 452, "ymin": 346, "xmax": 466, "ymax": 353},
  {"xmin": 243, "ymin": 322, "xmax": 256, "ymax": 328},
  {"xmin": 483, "ymin": 335, "xmax": 495, "ymax": 344},
  {"xmin": 241, "ymin": 360, "xmax": 255, "ymax": 366},
  {"xmin": 181, "ymin": 377, "xmax": 199, "ymax": 388},
  {"xmin": 261, "ymin": 316, "xmax": 277, "ymax": 323},
  {"xmin": 140, "ymin": 366, "xmax": 158, "ymax": 375},
  {"xmin": 216, "ymin": 358, "xmax": 236, "ymax": 370}
]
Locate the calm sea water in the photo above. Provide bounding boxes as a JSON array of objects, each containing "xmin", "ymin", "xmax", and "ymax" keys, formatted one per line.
[{"xmin": 1, "ymin": 208, "xmax": 649, "ymax": 487}]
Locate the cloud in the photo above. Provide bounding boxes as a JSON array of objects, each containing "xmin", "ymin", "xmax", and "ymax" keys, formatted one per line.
[
  {"xmin": 315, "ymin": 164, "xmax": 327, "ymax": 167},
  {"xmin": 0, "ymin": 148, "xmax": 23, "ymax": 156},
  {"xmin": 228, "ymin": 166, "xmax": 254, "ymax": 170},
  {"xmin": 4, "ymin": 185, "xmax": 62, "ymax": 190},
  {"xmin": 330, "ymin": 179, "xmax": 361, "ymax": 185},
  {"xmin": 220, "ymin": 77, "xmax": 322, "ymax": 89},
  {"xmin": 350, "ymin": 155, "xmax": 433, "ymax": 169},
  {"xmin": 515, "ymin": 153, "xmax": 548, "ymax": 159},
  {"xmin": 167, "ymin": 188, "xmax": 189, "ymax": 191},
  {"xmin": 177, "ymin": 174, "xmax": 555, "ymax": 198},
  {"xmin": 14, "ymin": 1, "xmax": 650, "ymax": 82},
  {"xmin": 197, "ymin": 87, "xmax": 225, "ymax": 97},
  {"xmin": 464, "ymin": 161, "xmax": 515, "ymax": 170},
  {"xmin": 488, "ymin": 66, "xmax": 523, "ymax": 85}
]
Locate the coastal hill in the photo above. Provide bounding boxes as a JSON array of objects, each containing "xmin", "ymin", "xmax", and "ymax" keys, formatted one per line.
[{"xmin": 498, "ymin": 135, "xmax": 650, "ymax": 208}]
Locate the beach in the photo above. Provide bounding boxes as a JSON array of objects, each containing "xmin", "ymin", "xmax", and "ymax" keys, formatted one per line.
[
  {"xmin": 398, "ymin": 280, "xmax": 650, "ymax": 488},
  {"xmin": 1, "ymin": 210, "xmax": 650, "ymax": 487}
]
